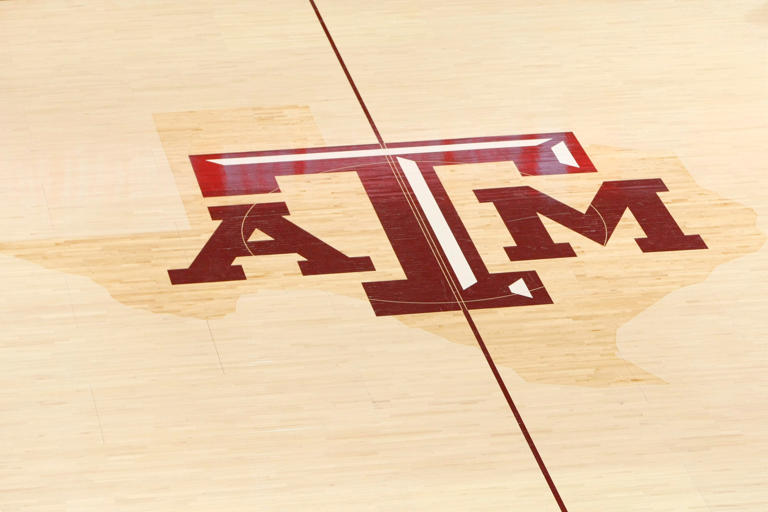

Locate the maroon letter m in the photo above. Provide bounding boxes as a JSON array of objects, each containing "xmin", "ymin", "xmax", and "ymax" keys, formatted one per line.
[{"xmin": 475, "ymin": 178, "xmax": 706, "ymax": 261}]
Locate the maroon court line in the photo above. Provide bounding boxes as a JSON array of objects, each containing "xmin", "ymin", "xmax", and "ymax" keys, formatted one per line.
[
  {"xmin": 308, "ymin": 0, "xmax": 385, "ymax": 147},
  {"xmin": 307, "ymin": 2, "xmax": 569, "ymax": 511}
]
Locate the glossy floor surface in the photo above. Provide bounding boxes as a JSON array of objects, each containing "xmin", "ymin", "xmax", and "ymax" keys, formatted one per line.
[{"xmin": 1, "ymin": 1, "xmax": 767, "ymax": 510}]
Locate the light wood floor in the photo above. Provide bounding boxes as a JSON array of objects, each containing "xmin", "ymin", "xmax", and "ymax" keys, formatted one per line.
[{"xmin": 1, "ymin": 1, "xmax": 766, "ymax": 510}]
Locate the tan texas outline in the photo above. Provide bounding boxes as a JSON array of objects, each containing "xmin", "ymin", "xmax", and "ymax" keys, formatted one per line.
[{"xmin": 1, "ymin": 107, "xmax": 763, "ymax": 386}]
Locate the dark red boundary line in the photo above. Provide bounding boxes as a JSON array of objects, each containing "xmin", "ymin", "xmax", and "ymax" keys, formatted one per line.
[
  {"xmin": 307, "ymin": 2, "xmax": 568, "ymax": 511},
  {"xmin": 308, "ymin": 0, "xmax": 385, "ymax": 147},
  {"xmin": 460, "ymin": 309, "xmax": 568, "ymax": 512}
]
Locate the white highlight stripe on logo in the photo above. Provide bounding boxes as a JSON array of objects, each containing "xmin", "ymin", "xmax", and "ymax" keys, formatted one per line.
[
  {"xmin": 208, "ymin": 138, "xmax": 551, "ymax": 166},
  {"xmin": 397, "ymin": 157, "xmax": 478, "ymax": 290},
  {"xmin": 551, "ymin": 140, "xmax": 579, "ymax": 167}
]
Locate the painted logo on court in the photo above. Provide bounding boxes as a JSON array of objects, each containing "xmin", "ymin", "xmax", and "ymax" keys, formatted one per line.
[{"xmin": 168, "ymin": 132, "xmax": 706, "ymax": 316}]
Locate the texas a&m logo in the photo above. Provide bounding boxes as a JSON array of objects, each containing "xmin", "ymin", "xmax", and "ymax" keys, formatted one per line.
[{"xmin": 168, "ymin": 132, "xmax": 706, "ymax": 316}]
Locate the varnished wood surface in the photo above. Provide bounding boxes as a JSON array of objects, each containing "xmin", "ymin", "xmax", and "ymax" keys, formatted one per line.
[{"xmin": 0, "ymin": 1, "xmax": 766, "ymax": 510}]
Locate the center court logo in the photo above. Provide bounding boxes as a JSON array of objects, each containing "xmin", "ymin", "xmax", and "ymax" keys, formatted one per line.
[{"xmin": 168, "ymin": 132, "xmax": 707, "ymax": 316}]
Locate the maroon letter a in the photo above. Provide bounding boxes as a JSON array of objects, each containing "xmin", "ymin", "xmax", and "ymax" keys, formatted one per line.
[{"xmin": 168, "ymin": 202, "xmax": 374, "ymax": 284}]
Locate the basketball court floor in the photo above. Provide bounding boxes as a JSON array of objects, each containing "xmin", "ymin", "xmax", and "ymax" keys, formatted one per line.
[{"xmin": 1, "ymin": 1, "xmax": 767, "ymax": 510}]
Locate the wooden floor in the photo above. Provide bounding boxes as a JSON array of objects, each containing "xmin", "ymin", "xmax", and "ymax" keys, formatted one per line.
[{"xmin": 1, "ymin": 1, "xmax": 767, "ymax": 510}]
